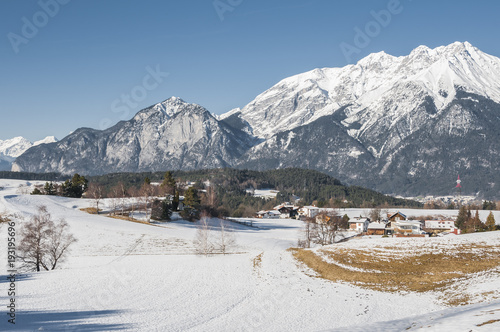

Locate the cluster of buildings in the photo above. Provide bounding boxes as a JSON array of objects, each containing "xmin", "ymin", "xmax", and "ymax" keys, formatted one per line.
[
  {"xmin": 347, "ymin": 212, "xmax": 461, "ymax": 236},
  {"xmin": 256, "ymin": 206, "xmax": 461, "ymax": 237}
]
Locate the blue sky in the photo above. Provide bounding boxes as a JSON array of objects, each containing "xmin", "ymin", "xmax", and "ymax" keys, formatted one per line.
[{"xmin": 1, "ymin": 0, "xmax": 500, "ymax": 141}]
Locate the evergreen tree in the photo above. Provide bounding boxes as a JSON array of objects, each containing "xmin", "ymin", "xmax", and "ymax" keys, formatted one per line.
[
  {"xmin": 184, "ymin": 187, "xmax": 200, "ymax": 209},
  {"xmin": 161, "ymin": 171, "xmax": 177, "ymax": 195},
  {"xmin": 182, "ymin": 187, "xmax": 201, "ymax": 221},
  {"xmin": 31, "ymin": 188, "xmax": 42, "ymax": 195},
  {"xmin": 455, "ymin": 206, "xmax": 469, "ymax": 230},
  {"xmin": 172, "ymin": 191, "xmax": 180, "ymax": 211},
  {"xmin": 44, "ymin": 182, "xmax": 56, "ymax": 195},
  {"xmin": 161, "ymin": 200, "xmax": 173, "ymax": 220},
  {"xmin": 473, "ymin": 210, "xmax": 481, "ymax": 232},
  {"xmin": 482, "ymin": 200, "xmax": 496, "ymax": 210},
  {"xmin": 486, "ymin": 212, "xmax": 496, "ymax": 231},
  {"xmin": 144, "ymin": 177, "xmax": 151, "ymax": 185},
  {"xmin": 62, "ymin": 174, "xmax": 88, "ymax": 198}
]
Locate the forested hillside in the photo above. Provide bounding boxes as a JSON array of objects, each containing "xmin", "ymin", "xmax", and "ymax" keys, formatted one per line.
[{"xmin": 88, "ymin": 168, "xmax": 422, "ymax": 216}]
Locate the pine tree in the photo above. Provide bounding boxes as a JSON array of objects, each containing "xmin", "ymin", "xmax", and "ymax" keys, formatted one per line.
[
  {"xmin": 473, "ymin": 210, "xmax": 482, "ymax": 232},
  {"xmin": 161, "ymin": 171, "xmax": 176, "ymax": 195},
  {"xmin": 486, "ymin": 212, "xmax": 496, "ymax": 231},
  {"xmin": 172, "ymin": 191, "xmax": 180, "ymax": 211},
  {"xmin": 44, "ymin": 182, "xmax": 56, "ymax": 195},
  {"xmin": 62, "ymin": 174, "xmax": 88, "ymax": 198},
  {"xmin": 31, "ymin": 188, "xmax": 42, "ymax": 195},
  {"xmin": 455, "ymin": 206, "xmax": 469, "ymax": 230},
  {"xmin": 182, "ymin": 187, "xmax": 201, "ymax": 221}
]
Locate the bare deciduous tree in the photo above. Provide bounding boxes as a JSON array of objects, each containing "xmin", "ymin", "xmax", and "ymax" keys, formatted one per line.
[
  {"xmin": 18, "ymin": 206, "xmax": 77, "ymax": 272},
  {"xmin": 194, "ymin": 214, "xmax": 214, "ymax": 256},
  {"xmin": 369, "ymin": 208, "xmax": 382, "ymax": 222},
  {"xmin": 217, "ymin": 219, "xmax": 235, "ymax": 255},
  {"xmin": 298, "ymin": 219, "xmax": 313, "ymax": 248},
  {"xmin": 140, "ymin": 182, "xmax": 157, "ymax": 222},
  {"xmin": 87, "ymin": 183, "xmax": 104, "ymax": 214},
  {"xmin": 127, "ymin": 187, "xmax": 140, "ymax": 220},
  {"xmin": 299, "ymin": 210, "xmax": 346, "ymax": 247},
  {"xmin": 110, "ymin": 183, "xmax": 126, "ymax": 216}
]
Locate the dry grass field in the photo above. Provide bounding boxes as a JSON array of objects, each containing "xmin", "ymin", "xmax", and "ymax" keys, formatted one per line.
[{"xmin": 291, "ymin": 235, "xmax": 500, "ymax": 306}]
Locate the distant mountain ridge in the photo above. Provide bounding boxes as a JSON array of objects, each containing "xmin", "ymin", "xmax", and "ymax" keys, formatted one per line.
[
  {"xmin": 0, "ymin": 136, "xmax": 57, "ymax": 171},
  {"xmin": 13, "ymin": 98, "xmax": 253, "ymax": 175},
  {"xmin": 12, "ymin": 42, "xmax": 500, "ymax": 198}
]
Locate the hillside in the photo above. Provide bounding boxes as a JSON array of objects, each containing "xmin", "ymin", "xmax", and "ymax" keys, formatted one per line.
[{"xmin": 88, "ymin": 168, "xmax": 422, "ymax": 214}]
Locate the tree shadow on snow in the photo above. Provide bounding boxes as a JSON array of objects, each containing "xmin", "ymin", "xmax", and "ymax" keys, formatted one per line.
[
  {"xmin": 1, "ymin": 309, "xmax": 132, "ymax": 331},
  {"xmin": 0, "ymin": 273, "xmax": 33, "ymax": 284}
]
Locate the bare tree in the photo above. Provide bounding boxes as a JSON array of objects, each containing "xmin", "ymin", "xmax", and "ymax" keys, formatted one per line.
[
  {"xmin": 17, "ymin": 184, "xmax": 30, "ymax": 195},
  {"xmin": 298, "ymin": 219, "xmax": 313, "ymax": 248},
  {"xmin": 140, "ymin": 182, "xmax": 157, "ymax": 222},
  {"xmin": 44, "ymin": 219, "xmax": 76, "ymax": 270},
  {"xmin": 18, "ymin": 206, "xmax": 76, "ymax": 272},
  {"xmin": 110, "ymin": 183, "xmax": 126, "ymax": 216},
  {"xmin": 217, "ymin": 219, "xmax": 235, "ymax": 255},
  {"xmin": 127, "ymin": 187, "xmax": 140, "ymax": 220},
  {"xmin": 194, "ymin": 214, "xmax": 214, "ymax": 256},
  {"xmin": 117, "ymin": 181, "xmax": 127, "ymax": 216},
  {"xmin": 300, "ymin": 210, "xmax": 345, "ymax": 247},
  {"xmin": 87, "ymin": 183, "xmax": 104, "ymax": 214},
  {"xmin": 369, "ymin": 207, "xmax": 382, "ymax": 222}
]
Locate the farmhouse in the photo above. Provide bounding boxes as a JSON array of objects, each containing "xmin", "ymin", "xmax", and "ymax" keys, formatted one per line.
[
  {"xmin": 366, "ymin": 221, "xmax": 386, "ymax": 235},
  {"xmin": 349, "ymin": 217, "xmax": 370, "ymax": 233},
  {"xmin": 425, "ymin": 220, "xmax": 461, "ymax": 235},
  {"xmin": 387, "ymin": 211, "xmax": 407, "ymax": 222},
  {"xmin": 389, "ymin": 220, "xmax": 425, "ymax": 236},
  {"xmin": 256, "ymin": 210, "xmax": 280, "ymax": 219},
  {"xmin": 278, "ymin": 206, "xmax": 299, "ymax": 219},
  {"xmin": 299, "ymin": 206, "xmax": 320, "ymax": 218}
]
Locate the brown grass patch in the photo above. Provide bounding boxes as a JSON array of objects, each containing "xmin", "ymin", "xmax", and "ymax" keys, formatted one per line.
[
  {"xmin": 291, "ymin": 243, "xmax": 500, "ymax": 300},
  {"xmin": 107, "ymin": 215, "xmax": 154, "ymax": 226},
  {"xmin": 253, "ymin": 252, "xmax": 263, "ymax": 269},
  {"xmin": 0, "ymin": 214, "xmax": 10, "ymax": 223},
  {"xmin": 79, "ymin": 207, "xmax": 102, "ymax": 214},
  {"xmin": 477, "ymin": 319, "xmax": 500, "ymax": 327}
]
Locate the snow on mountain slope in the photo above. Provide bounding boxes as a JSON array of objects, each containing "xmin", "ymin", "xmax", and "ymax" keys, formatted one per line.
[
  {"xmin": 33, "ymin": 136, "xmax": 58, "ymax": 146},
  {"xmin": 0, "ymin": 136, "xmax": 58, "ymax": 171},
  {"xmin": 228, "ymin": 42, "xmax": 500, "ymax": 141},
  {"xmin": 0, "ymin": 136, "xmax": 58, "ymax": 159},
  {"xmin": 0, "ymin": 136, "xmax": 33, "ymax": 159}
]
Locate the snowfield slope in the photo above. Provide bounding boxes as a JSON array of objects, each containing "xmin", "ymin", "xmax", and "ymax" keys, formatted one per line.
[{"xmin": 0, "ymin": 179, "xmax": 499, "ymax": 331}]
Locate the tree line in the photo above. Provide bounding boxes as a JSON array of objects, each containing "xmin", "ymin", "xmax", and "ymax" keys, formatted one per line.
[
  {"xmin": 455, "ymin": 206, "xmax": 498, "ymax": 233},
  {"xmin": 85, "ymin": 168, "xmax": 422, "ymax": 218}
]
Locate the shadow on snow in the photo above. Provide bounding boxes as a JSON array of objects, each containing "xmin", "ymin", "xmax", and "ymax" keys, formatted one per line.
[{"xmin": 1, "ymin": 309, "xmax": 131, "ymax": 331}]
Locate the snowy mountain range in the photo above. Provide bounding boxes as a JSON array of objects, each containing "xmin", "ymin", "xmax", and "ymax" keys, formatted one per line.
[
  {"xmin": 12, "ymin": 42, "xmax": 500, "ymax": 198},
  {"xmin": 0, "ymin": 136, "xmax": 58, "ymax": 171}
]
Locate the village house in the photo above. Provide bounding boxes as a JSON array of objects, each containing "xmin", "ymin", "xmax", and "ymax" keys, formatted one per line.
[
  {"xmin": 366, "ymin": 221, "xmax": 386, "ymax": 235},
  {"xmin": 389, "ymin": 220, "xmax": 425, "ymax": 236},
  {"xmin": 387, "ymin": 211, "xmax": 407, "ymax": 222},
  {"xmin": 298, "ymin": 206, "xmax": 320, "ymax": 218},
  {"xmin": 278, "ymin": 206, "xmax": 299, "ymax": 219},
  {"xmin": 424, "ymin": 220, "xmax": 461, "ymax": 235},
  {"xmin": 349, "ymin": 217, "xmax": 370, "ymax": 233},
  {"xmin": 256, "ymin": 210, "xmax": 280, "ymax": 219}
]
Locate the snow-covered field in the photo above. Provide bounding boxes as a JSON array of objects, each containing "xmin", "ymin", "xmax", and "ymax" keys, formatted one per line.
[{"xmin": 0, "ymin": 179, "xmax": 499, "ymax": 331}]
